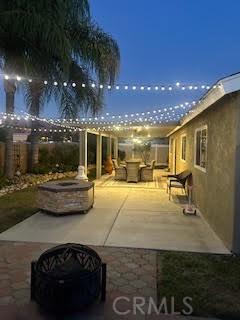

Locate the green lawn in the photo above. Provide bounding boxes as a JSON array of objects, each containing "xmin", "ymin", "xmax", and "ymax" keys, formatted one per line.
[
  {"xmin": 0, "ymin": 187, "xmax": 38, "ymax": 233},
  {"xmin": 0, "ymin": 174, "xmax": 96, "ymax": 233},
  {"xmin": 157, "ymin": 251, "xmax": 240, "ymax": 319}
]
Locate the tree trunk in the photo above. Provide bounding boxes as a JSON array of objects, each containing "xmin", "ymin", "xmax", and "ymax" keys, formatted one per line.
[
  {"xmin": 4, "ymin": 127, "xmax": 14, "ymax": 178},
  {"xmin": 4, "ymin": 80, "xmax": 16, "ymax": 179},
  {"xmin": 28, "ymin": 131, "xmax": 39, "ymax": 172},
  {"xmin": 28, "ymin": 81, "xmax": 44, "ymax": 172}
]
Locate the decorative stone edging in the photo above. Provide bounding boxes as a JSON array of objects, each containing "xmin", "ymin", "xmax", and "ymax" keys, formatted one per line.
[{"xmin": 0, "ymin": 171, "xmax": 77, "ymax": 197}]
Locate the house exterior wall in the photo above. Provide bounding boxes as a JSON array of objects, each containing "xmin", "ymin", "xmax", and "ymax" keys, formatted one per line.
[{"xmin": 169, "ymin": 93, "xmax": 240, "ymax": 252}]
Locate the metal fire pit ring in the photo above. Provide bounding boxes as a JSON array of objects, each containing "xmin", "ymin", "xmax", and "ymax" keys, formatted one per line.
[{"xmin": 31, "ymin": 243, "xmax": 106, "ymax": 313}]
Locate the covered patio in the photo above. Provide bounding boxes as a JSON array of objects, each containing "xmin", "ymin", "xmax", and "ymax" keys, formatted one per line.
[
  {"xmin": 0, "ymin": 115, "xmax": 229, "ymax": 254},
  {"xmin": 0, "ymin": 170, "xmax": 228, "ymax": 254}
]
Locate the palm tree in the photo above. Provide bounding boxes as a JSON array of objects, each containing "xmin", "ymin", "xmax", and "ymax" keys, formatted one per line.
[
  {"xmin": 0, "ymin": 0, "xmax": 78, "ymax": 177},
  {"xmin": 24, "ymin": 4, "xmax": 120, "ymax": 171},
  {"xmin": 0, "ymin": 0, "xmax": 120, "ymax": 174}
]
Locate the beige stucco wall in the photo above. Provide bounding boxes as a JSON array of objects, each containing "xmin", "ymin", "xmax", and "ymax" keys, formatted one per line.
[{"xmin": 169, "ymin": 93, "xmax": 240, "ymax": 252}]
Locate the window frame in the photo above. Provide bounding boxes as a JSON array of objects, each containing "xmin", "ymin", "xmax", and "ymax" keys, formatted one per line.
[
  {"xmin": 180, "ymin": 134, "xmax": 187, "ymax": 162},
  {"xmin": 194, "ymin": 125, "xmax": 207, "ymax": 173}
]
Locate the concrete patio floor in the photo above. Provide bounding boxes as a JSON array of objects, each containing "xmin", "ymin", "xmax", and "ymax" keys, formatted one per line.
[{"xmin": 0, "ymin": 178, "xmax": 229, "ymax": 254}]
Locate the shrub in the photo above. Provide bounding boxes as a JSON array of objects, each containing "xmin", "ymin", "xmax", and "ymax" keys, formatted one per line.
[
  {"xmin": 118, "ymin": 150, "xmax": 126, "ymax": 161},
  {"xmin": 34, "ymin": 143, "xmax": 79, "ymax": 174},
  {"xmin": 0, "ymin": 170, "xmax": 12, "ymax": 188}
]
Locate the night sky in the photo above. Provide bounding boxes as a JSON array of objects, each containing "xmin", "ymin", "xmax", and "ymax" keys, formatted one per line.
[{"xmin": 1, "ymin": 0, "xmax": 240, "ymax": 118}]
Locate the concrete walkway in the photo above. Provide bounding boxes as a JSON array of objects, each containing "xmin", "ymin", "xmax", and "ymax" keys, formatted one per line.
[{"xmin": 0, "ymin": 185, "xmax": 228, "ymax": 254}]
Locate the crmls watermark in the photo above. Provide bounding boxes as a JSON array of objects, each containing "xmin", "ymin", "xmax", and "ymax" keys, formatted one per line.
[{"xmin": 113, "ymin": 296, "xmax": 193, "ymax": 316}]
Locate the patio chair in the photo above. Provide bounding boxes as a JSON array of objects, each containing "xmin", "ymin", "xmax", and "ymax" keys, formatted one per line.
[
  {"xmin": 126, "ymin": 161, "xmax": 141, "ymax": 183},
  {"xmin": 166, "ymin": 170, "xmax": 192, "ymax": 200},
  {"xmin": 141, "ymin": 160, "xmax": 156, "ymax": 182},
  {"xmin": 112, "ymin": 159, "xmax": 127, "ymax": 180}
]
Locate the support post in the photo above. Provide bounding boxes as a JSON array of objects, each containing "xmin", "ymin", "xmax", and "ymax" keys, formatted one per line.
[
  {"xmin": 96, "ymin": 133, "xmax": 102, "ymax": 179},
  {"xmin": 76, "ymin": 130, "xmax": 88, "ymax": 180},
  {"xmin": 113, "ymin": 137, "xmax": 118, "ymax": 159},
  {"xmin": 107, "ymin": 135, "xmax": 112, "ymax": 158}
]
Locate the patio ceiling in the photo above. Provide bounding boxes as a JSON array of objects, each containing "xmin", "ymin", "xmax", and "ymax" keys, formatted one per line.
[{"xmin": 105, "ymin": 124, "xmax": 178, "ymax": 138}]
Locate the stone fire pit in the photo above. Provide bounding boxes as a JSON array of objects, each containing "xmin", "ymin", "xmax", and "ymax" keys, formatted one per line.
[{"xmin": 38, "ymin": 180, "xmax": 94, "ymax": 215}]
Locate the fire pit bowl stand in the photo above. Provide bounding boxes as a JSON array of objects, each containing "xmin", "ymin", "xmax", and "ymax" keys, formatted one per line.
[{"xmin": 31, "ymin": 243, "xmax": 106, "ymax": 314}]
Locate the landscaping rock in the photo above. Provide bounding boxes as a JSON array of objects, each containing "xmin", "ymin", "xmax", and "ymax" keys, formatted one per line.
[{"xmin": 0, "ymin": 171, "xmax": 77, "ymax": 197}]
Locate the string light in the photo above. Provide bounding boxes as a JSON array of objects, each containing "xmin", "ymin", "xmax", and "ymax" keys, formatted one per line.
[
  {"xmin": 0, "ymin": 103, "xmax": 188, "ymax": 129},
  {"xmin": 54, "ymin": 100, "xmax": 196, "ymax": 122},
  {"xmin": 0, "ymin": 72, "xmax": 220, "ymax": 92}
]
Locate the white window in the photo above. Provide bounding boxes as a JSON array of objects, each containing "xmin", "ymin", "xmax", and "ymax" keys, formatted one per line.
[
  {"xmin": 194, "ymin": 126, "xmax": 207, "ymax": 172},
  {"xmin": 181, "ymin": 135, "xmax": 187, "ymax": 161}
]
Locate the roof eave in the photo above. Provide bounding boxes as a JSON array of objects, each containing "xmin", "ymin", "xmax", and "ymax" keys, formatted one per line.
[{"xmin": 167, "ymin": 72, "xmax": 240, "ymax": 137}]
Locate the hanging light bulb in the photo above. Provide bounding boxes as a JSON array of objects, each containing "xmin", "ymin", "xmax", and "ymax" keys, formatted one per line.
[
  {"xmin": 44, "ymin": 80, "xmax": 48, "ymax": 85},
  {"xmin": 16, "ymin": 76, "xmax": 21, "ymax": 81},
  {"xmin": 53, "ymin": 81, "xmax": 58, "ymax": 86},
  {"xmin": 4, "ymin": 74, "xmax": 9, "ymax": 80},
  {"xmin": 72, "ymin": 82, "xmax": 76, "ymax": 87},
  {"xmin": 63, "ymin": 82, "xmax": 67, "ymax": 87}
]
